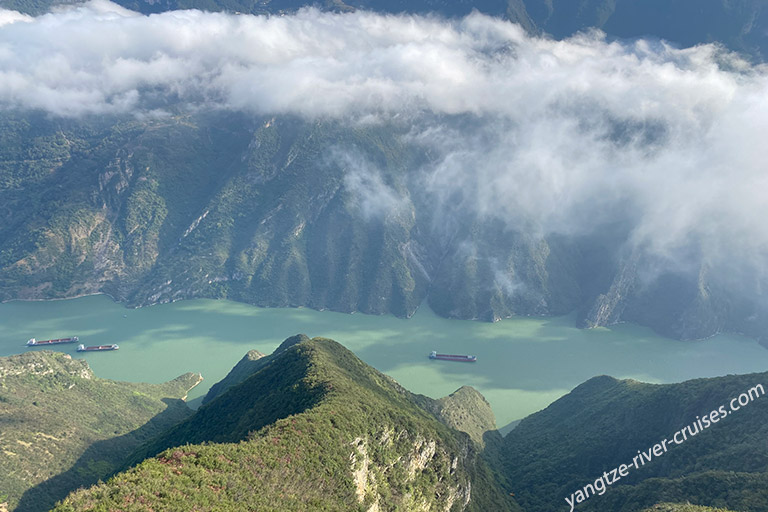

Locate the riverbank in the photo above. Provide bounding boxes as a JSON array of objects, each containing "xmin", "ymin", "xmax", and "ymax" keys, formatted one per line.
[{"xmin": 2, "ymin": 294, "xmax": 767, "ymax": 426}]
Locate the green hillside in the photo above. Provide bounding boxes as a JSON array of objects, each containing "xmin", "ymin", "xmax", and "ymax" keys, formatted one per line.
[
  {"xmin": 501, "ymin": 373, "xmax": 768, "ymax": 512},
  {"xmin": 1, "ymin": 110, "xmax": 761, "ymax": 342},
  {"xmin": 0, "ymin": 351, "xmax": 200, "ymax": 512},
  {"xmin": 54, "ymin": 336, "xmax": 519, "ymax": 512},
  {"xmin": 0, "ymin": 112, "xmax": 589, "ymax": 326},
  {"xmin": 200, "ymin": 336, "xmax": 296, "ymax": 405},
  {"xmin": 29, "ymin": 336, "xmax": 768, "ymax": 512},
  {"xmin": 434, "ymin": 386, "xmax": 500, "ymax": 448},
  {"xmin": 603, "ymin": 471, "xmax": 768, "ymax": 512}
]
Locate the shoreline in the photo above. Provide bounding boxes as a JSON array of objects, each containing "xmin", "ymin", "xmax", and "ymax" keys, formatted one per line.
[
  {"xmin": 1, "ymin": 296, "xmax": 768, "ymax": 428},
  {"xmin": 182, "ymin": 374, "xmax": 205, "ymax": 402},
  {"xmin": 1, "ymin": 291, "xmax": 121, "ymax": 306},
  {"xmin": 2, "ymin": 292, "xmax": 761, "ymax": 347}
]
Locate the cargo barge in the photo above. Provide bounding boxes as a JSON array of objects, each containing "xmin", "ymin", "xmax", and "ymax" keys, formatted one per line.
[
  {"xmin": 26, "ymin": 336, "xmax": 79, "ymax": 346},
  {"xmin": 429, "ymin": 351, "xmax": 476, "ymax": 362},
  {"xmin": 77, "ymin": 344, "xmax": 119, "ymax": 352}
]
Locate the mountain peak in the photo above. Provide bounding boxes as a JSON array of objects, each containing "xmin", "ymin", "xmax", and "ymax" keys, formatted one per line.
[
  {"xmin": 277, "ymin": 333, "xmax": 311, "ymax": 350},
  {"xmin": 201, "ymin": 334, "xmax": 309, "ymax": 405},
  {"xmin": 60, "ymin": 336, "xmax": 519, "ymax": 511}
]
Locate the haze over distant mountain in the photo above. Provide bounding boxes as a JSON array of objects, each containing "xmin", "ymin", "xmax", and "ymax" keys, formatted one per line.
[
  {"xmin": 1, "ymin": 1, "xmax": 768, "ymax": 342},
  {"xmin": 3, "ymin": 0, "xmax": 766, "ymax": 59}
]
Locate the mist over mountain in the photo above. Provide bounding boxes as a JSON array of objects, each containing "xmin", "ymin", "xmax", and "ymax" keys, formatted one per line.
[
  {"xmin": 525, "ymin": 0, "xmax": 768, "ymax": 61},
  {"xmin": 4, "ymin": 0, "xmax": 766, "ymax": 61},
  {"xmin": 1, "ymin": 2, "xmax": 768, "ymax": 340},
  {"xmin": 3, "ymin": 3, "xmax": 768, "ymax": 511}
]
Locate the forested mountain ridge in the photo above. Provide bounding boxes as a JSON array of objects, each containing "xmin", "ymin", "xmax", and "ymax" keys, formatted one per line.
[
  {"xmin": 641, "ymin": 506, "xmax": 738, "ymax": 512},
  {"xmin": 42, "ymin": 336, "xmax": 768, "ymax": 512},
  {"xmin": 502, "ymin": 373, "xmax": 768, "ymax": 511},
  {"xmin": 1, "ymin": 111, "xmax": 766, "ymax": 342},
  {"xmin": 54, "ymin": 336, "xmax": 519, "ymax": 511}
]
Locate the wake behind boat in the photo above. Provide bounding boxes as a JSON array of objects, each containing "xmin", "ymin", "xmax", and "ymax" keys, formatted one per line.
[
  {"xmin": 26, "ymin": 336, "xmax": 78, "ymax": 347},
  {"xmin": 77, "ymin": 344, "xmax": 119, "ymax": 352},
  {"xmin": 429, "ymin": 351, "xmax": 476, "ymax": 362}
]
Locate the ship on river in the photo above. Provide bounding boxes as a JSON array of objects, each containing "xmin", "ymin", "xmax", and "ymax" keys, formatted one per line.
[
  {"xmin": 77, "ymin": 344, "xmax": 119, "ymax": 352},
  {"xmin": 26, "ymin": 336, "xmax": 78, "ymax": 347},
  {"xmin": 429, "ymin": 351, "xmax": 477, "ymax": 362}
]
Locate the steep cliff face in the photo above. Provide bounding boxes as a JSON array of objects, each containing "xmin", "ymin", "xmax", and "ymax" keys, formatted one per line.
[
  {"xmin": 0, "ymin": 113, "xmax": 581, "ymax": 321},
  {"xmin": 582, "ymin": 250, "xmax": 767, "ymax": 341},
  {"xmin": 583, "ymin": 251, "xmax": 639, "ymax": 329},
  {"xmin": 0, "ymin": 112, "xmax": 252, "ymax": 303},
  {"xmin": 2, "ymin": 111, "xmax": 767, "ymax": 341},
  {"xmin": 348, "ymin": 430, "xmax": 473, "ymax": 512}
]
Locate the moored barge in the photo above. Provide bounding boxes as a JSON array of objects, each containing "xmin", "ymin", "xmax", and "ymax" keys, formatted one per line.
[{"xmin": 26, "ymin": 337, "xmax": 78, "ymax": 346}]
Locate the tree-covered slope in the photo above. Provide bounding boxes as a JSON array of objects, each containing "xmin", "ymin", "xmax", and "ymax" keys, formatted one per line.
[
  {"xmin": 0, "ymin": 112, "xmax": 588, "ymax": 323},
  {"xmin": 54, "ymin": 336, "xmax": 519, "ymax": 512},
  {"xmin": 201, "ymin": 347, "xmax": 268, "ymax": 405},
  {"xmin": 0, "ymin": 111, "xmax": 253, "ymax": 303},
  {"xmin": 0, "ymin": 351, "xmax": 201, "ymax": 512},
  {"xmin": 44, "ymin": 338, "xmax": 768, "ymax": 512},
  {"xmin": 603, "ymin": 472, "xmax": 768, "ymax": 512},
  {"xmin": 501, "ymin": 373, "xmax": 768, "ymax": 512},
  {"xmin": 3, "ymin": 110, "xmax": 762, "ymax": 342}
]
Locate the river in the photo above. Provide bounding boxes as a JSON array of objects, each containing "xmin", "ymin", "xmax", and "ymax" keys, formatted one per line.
[{"xmin": 1, "ymin": 294, "xmax": 766, "ymax": 429}]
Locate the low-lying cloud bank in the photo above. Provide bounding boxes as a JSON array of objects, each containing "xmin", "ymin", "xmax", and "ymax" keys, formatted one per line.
[{"xmin": 2, "ymin": 1, "xmax": 768, "ymax": 274}]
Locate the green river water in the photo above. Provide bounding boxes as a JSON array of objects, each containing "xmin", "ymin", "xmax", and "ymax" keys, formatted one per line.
[{"xmin": 1, "ymin": 294, "xmax": 767, "ymax": 428}]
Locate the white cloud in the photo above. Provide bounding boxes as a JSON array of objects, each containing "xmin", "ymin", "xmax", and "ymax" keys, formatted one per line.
[
  {"xmin": 335, "ymin": 149, "xmax": 407, "ymax": 220},
  {"xmin": 0, "ymin": 8, "xmax": 32, "ymax": 26},
  {"xmin": 2, "ymin": 2, "xmax": 768, "ymax": 276}
]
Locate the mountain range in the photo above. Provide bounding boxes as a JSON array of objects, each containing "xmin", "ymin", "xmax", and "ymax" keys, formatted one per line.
[
  {"xmin": 1, "ymin": 0, "xmax": 767, "ymax": 345},
  {"xmin": 1, "ymin": 1, "xmax": 767, "ymax": 511},
  {"xmin": 1, "ymin": 110, "xmax": 766, "ymax": 342},
  {"xmin": 53, "ymin": 336, "xmax": 518, "ymax": 511},
  {"xmin": 0, "ymin": 335, "xmax": 761, "ymax": 511}
]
